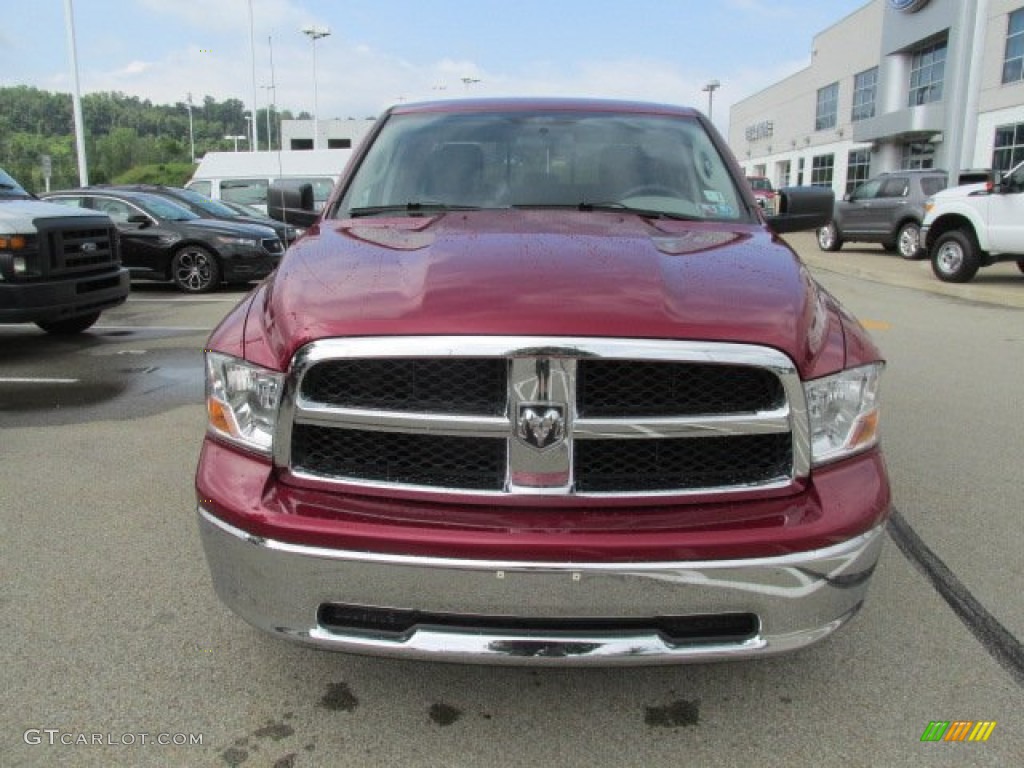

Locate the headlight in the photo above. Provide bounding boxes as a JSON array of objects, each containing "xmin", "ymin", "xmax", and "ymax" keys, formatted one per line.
[
  {"xmin": 205, "ymin": 352, "xmax": 284, "ymax": 454},
  {"xmin": 805, "ymin": 363, "xmax": 883, "ymax": 466},
  {"xmin": 215, "ymin": 235, "xmax": 259, "ymax": 248}
]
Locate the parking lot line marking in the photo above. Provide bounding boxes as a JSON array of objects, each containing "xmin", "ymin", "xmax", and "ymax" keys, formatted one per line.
[
  {"xmin": 861, "ymin": 319, "xmax": 891, "ymax": 331},
  {"xmin": 0, "ymin": 377, "xmax": 80, "ymax": 384},
  {"xmin": 94, "ymin": 325, "xmax": 210, "ymax": 332},
  {"xmin": 127, "ymin": 297, "xmax": 239, "ymax": 303}
]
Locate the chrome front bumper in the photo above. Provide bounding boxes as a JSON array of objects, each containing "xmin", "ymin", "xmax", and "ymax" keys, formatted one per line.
[{"xmin": 198, "ymin": 506, "xmax": 886, "ymax": 666}]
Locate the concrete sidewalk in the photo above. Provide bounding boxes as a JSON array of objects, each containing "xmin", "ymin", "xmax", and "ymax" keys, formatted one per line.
[{"xmin": 782, "ymin": 231, "xmax": 1024, "ymax": 309}]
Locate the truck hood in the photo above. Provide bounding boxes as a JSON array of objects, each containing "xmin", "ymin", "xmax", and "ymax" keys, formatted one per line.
[
  {"xmin": 932, "ymin": 182, "xmax": 989, "ymax": 200},
  {"xmin": 0, "ymin": 198, "xmax": 111, "ymax": 230},
  {"xmin": 243, "ymin": 210, "xmax": 849, "ymax": 377}
]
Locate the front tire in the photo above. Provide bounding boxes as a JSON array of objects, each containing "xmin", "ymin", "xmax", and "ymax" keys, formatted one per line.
[
  {"xmin": 36, "ymin": 311, "xmax": 101, "ymax": 335},
  {"xmin": 172, "ymin": 245, "xmax": 221, "ymax": 294},
  {"xmin": 816, "ymin": 222, "xmax": 843, "ymax": 252},
  {"xmin": 896, "ymin": 222, "xmax": 922, "ymax": 260},
  {"xmin": 931, "ymin": 230, "xmax": 980, "ymax": 283}
]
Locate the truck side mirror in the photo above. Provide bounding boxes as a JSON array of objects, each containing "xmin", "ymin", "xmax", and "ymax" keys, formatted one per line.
[
  {"xmin": 764, "ymin": 186, "xmax": 834, "ymax": 234},
  {"xmin": 267, "ymin": 181, "xmax": 319, "ymax": 227}
]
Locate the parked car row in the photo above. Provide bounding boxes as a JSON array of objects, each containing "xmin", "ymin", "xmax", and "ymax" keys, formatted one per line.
[
  {"xmin": 814, "ymin": 165, "xmax": 1022, "ymax": 284},
  {"xmin": 815, "ymin": 169, "xmax": 946, "ymax": 260},
  {"xmin": 41, "ymin": 185, "xmax": 291, "ymax": 294}
]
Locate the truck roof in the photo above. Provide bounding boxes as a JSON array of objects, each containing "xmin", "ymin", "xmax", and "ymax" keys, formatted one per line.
[{"xmin": 189, "ymin": 149, "xmax": 353, "ymax": 181}]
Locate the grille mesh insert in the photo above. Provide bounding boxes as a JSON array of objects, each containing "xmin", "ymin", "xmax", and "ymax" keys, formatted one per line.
[
  {"xmin": 574, "ymin": 433, "xmax": 792, "ymax": 492},
  {"xmin": 301, "ymin": 358, "xmax": 507, "ymax": 415},
  {"xmin": 292, "ymin": 424, "xmax": 507, "ymax": 490},
  {"xmin": 578, "ymin": 360, "xmax": 783, "ymax": 417}
]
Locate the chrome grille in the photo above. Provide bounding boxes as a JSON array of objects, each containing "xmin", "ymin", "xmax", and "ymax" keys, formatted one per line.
[{"xmin": 278, "ymin": 337, "xmax": 809, "ymax": 498}]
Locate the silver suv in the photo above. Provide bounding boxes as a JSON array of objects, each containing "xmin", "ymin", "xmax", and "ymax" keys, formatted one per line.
[{"xmin": 816, "ymin": 170, "xmax": 947, "ymax": 259}]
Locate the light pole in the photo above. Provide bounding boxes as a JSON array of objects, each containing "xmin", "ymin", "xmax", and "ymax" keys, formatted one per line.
[
  {"xmin": 702, "ymin": 79, "xmax": 721, "ymax": 121},
  {"xmin": 461, "ymin": 77, "xmax": 481, "ymax": 92},
  {"xmin": 263, "ymin": 35, "xmax": 277, "ymax": 152},
  {"xmin": 301, "ymin": 25, "xmax": 331, "ymax": 149},
  {"xmin": 261, "ymin": 84, "xmax": 276, "ymax": 152},
  {"xmin": 63, "ymin": 0, "xmax": 89, "ymax": 185},
  {"xmin": 248, "ymin": 0, "xmax": 259, "ymax": 152},
  {"xmin": 185, "ymin": 92, "xmax": 195, "ymax": 163}
]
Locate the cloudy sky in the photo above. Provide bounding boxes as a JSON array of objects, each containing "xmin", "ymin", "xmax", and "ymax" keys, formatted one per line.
[{"xmin": 2, "ymin": 0, "xmax": 869, "ymax": 132}]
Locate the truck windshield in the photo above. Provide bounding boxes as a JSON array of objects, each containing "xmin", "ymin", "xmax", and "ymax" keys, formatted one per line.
[
  {"xmin": 0, "ymin": 169, "xmax": 31, "ymax": 197},
  {"xmin": 337, "ymin": 110, "xmax": 748, "ymax": 222}
]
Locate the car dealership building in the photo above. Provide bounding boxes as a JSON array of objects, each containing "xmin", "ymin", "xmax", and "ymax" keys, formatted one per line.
[{"xmin": 728, "ymin": 0, "xmax": 1024, "ymax": 195}]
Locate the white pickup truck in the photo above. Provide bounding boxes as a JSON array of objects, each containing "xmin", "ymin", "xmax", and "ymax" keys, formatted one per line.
[
  {"xmin": 921, "ymin": 162, "xmax": 1024, "ymax": 283},
  {"xmin": 1, "ymin": 166, "xmax": 129, "ymax": 333}
]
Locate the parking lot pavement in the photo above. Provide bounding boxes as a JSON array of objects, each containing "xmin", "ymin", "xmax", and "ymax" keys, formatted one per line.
[{"xmin": 785, "ymin": 231, "xmax": 1024, "ymax": 309}]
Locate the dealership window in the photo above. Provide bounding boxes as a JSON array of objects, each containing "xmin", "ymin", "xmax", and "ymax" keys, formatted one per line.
[
  {"xmin": 810, "ymin": 154, "xmax": 834, "ymax": 187},
  {"xmin": 993, "ymin": 123, "xmax": 1024, "ymax": 171},
  {"xmin": 845, "ymin": 149, "xmax": 871, "ymax": 196},
  {"xmin": 796, "ymin": 157, "xmax": 805, "ymax": 186},
  {"xmin": 851, "ymin": 68, "xmax": 878, "ymax": 122},
  {"xmin": 815, "ymin": 82, "xmax": 839, "ymax": 131},
  {"xmin": 901, "ymin": 141, "xmax": 935, "ymax": 170},
  {"xmin": 908, "ymin": 38, "xmax": 947, "ymax": 106},
  {"xmin": 1003, "ymin": 9, "xmax": 1024, "ymax": 83}
]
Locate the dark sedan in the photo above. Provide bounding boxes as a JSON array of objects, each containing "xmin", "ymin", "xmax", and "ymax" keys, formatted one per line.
[
  {"xmin": 42, "ymin": 188, "xmax": 284, "ymax": 293},
  {"xmin": 107, "ymin": 184, "xmax": 303, "ymax": 246}
]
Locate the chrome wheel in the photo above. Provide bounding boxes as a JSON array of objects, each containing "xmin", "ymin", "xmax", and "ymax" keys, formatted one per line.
[
  {"xmin": 172, "ymin": 246, "xmax": 220, "ymax": 293},
  {"xmin": 931, "ymin": 230, "xmax": 980, "ymax": 283},
  {"xmin": 897, "ymin": 223, "xmax": 921, "ymax": 260},
  {"xmin": 934, "ymin": 241, "xmax": 963, "ymax": 275},
  {"xmin": 816, "ymin": 222, "xmax": 842, "ymax": 252}
]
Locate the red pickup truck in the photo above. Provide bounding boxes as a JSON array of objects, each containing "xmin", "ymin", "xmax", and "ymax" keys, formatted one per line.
[{"xmin": 197, "ymin": 98, "xmax": 890, "ymax": 665}]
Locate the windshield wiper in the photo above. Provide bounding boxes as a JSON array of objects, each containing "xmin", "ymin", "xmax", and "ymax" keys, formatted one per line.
[{"xmin": 348, "ymin": 202, "xmax": 481, "ymax": 218}]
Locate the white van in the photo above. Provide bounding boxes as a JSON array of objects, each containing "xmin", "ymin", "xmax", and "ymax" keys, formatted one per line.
[{"xmin": 186, "ymin": 149, "xmax": 353, "ymax": 213}]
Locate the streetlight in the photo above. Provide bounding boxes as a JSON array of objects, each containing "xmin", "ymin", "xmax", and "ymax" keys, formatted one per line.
[
  {"xmin": 301, "ymin": 25, "xmax": 331, "ymax": 149},
  {"xmin": 702, "ymin": 79, "xmax": 721, "ymax": 121},
  {"xmin": 224, "ymin": 134, "xmax": 247, "ymax": 152}
]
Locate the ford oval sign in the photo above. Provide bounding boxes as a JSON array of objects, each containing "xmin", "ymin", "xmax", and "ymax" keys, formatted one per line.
[{"xmin": 889, "ymin": 0, "xmax": 930, "ymax": 11}]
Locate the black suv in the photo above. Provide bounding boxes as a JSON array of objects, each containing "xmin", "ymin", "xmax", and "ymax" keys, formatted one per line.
[
  {"xmin": 816, "ymin": 170, "xmax": 947, "ymax": 259},
  {"xmin": 107, "ymin": 184, "xmax": 303, "ymax": 246},
  {"xmin": 42, "ymin": 188, "xmax": 284, "ymax": 293}
]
